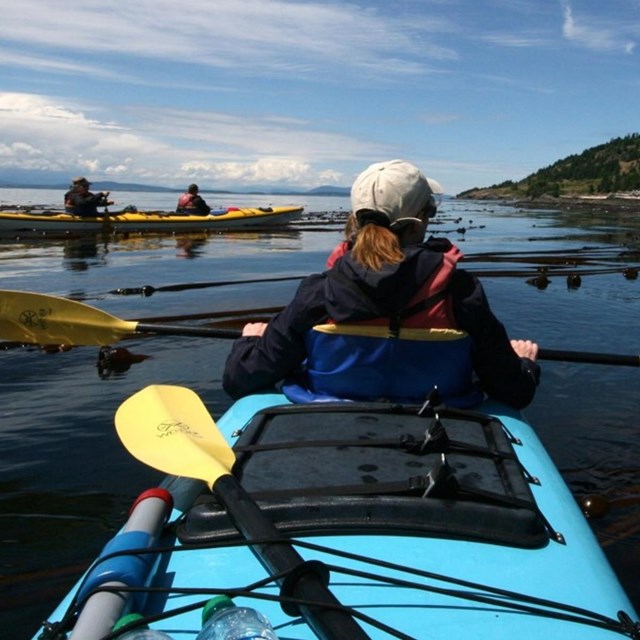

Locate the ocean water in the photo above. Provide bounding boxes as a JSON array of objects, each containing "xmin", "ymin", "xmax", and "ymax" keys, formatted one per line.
[{"xmin": 1, "ymin": 189, "xmax": 639, "ymax": 637}]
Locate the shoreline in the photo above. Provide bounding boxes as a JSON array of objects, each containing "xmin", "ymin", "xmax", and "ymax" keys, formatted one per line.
[{"xmin": 457, "ymin": 194, "xmax": 640, "ymax": 214}]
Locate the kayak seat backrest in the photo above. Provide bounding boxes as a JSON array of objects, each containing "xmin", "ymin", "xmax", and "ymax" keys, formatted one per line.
[{"xmin": 178, "ymin": 403, "xmax": 550, "ymax": 549}]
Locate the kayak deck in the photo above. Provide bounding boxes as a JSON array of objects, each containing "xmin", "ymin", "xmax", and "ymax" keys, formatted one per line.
[{"xmin": 33, "ymin": 393, "xmax": 639, "ymax": 639}]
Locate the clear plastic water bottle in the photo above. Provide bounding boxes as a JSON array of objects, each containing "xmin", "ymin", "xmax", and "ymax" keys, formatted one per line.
[
  {"xmin": 195, "ymin": 596, "xmax": 279, "ymax": 640},
  {"xmin": 112, "ymin": 613, "xmax": 174, "ymax": 639}
]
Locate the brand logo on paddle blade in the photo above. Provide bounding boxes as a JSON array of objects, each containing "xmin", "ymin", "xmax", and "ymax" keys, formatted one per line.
[
  {"xmin": 156, "ymin": 420, "xmax": 203, "ymax": 439},
  {"xmin": 19, "ymin": 307, "xmax": 51, "ymax": 329}
]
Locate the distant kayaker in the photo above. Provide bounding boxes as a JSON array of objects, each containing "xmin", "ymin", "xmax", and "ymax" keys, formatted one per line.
[
  {"xmin": 64, "ymin": 177, "xmax": 114, "ymax": 217},
  {"xmin": 176, "ymin": 183, "xmax": 211, "ymax": 215},
  {"xmin": 223, "ymin": 159, "xmax": 540, "ymax": 409}
]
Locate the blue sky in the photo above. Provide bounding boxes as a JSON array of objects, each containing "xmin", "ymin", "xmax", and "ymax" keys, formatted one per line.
[{"xmin": 0, "ymin": 0, "xmax": 638, "ymax": 194}]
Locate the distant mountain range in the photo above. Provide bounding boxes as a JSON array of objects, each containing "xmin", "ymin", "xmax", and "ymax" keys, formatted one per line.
[
  {"xmin": 459, "ymin": 133, "xmax": 640, "ymax": 199},
  {"xmin": 0, "ymin": 171, "xmax": 351, "ymax": 197}
]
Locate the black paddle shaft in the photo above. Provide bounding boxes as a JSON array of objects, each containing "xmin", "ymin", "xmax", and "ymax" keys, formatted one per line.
[
  {"xmin": 137, "ymin": 323, "xmax": 640, "ymax": 367},
  {"xmin": 135, "ymin": 322, "xmax": 242, "ymax": 339},
  {"xmin": 539, "ymin": 348, "xmax": 640, "ymax": 367},
  {"xmin": 213, "ymin": 474, "xmax": 371, "ymax": 640}
]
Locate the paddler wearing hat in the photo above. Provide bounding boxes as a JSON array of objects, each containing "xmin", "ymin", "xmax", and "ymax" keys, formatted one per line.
[{"xmin": 64, "ymin": 176, "xmax": 114, "ymax": 217}]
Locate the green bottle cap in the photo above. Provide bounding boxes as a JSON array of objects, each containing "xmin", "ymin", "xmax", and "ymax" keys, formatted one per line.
[
  {"xmin": 113, "ymin": 613, "xmax": 148, "ymax": 632},
  {"xmin": 202, "ymin": 595, "xmax": 236, "ymax": 625}
]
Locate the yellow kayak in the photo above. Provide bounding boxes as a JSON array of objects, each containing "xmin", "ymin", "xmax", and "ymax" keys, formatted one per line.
[{"xmin": 0, "ymin": 206, "xmax": 304, "ymax": 237}]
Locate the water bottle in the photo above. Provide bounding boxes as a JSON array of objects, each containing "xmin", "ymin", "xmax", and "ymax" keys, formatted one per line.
[
  {"xmin": 196, "ymin": 596, "xmax": 279, "ymax": 640},
  {"xmin": 112, "ymin": 613, "xmax": 174, "ymax": 639}
]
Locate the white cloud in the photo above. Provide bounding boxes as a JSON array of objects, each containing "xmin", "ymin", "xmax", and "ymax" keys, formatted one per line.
[
  {"xmin": 130, "ymin": 106, "xmax": 387, "ymax": 160},
  {"xmin": 0, "ymin": 93, "xmax": 166, "ymax": 174},
  {"xmin": 0, "ymin": 0, "xmax": 457, "ymax": 83},
  {"xmin": 0, "ymin": 47, "xmax": 126, "ymax": 80},
  {"xmin": 180, "ymin": 158, "xmax": 316, "ymax": 186},
  {"xmin": 561, "ymin": 2, "xmax": 636, "ymax": 54},
  {"xmin": 0, "ymin": 142, "xmax": 43, "ymax": 159},
  {"xmin": 481, "ymin": 33, "xmax": 553, "ymax": 48},
  {"xmin": 0, "ymin": 92, "xmax": 390, "ymax": 187}
]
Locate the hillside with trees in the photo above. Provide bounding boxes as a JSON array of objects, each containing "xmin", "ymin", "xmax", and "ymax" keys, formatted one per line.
[{"xmin": 458, "ymin": 133, "xmax": 640, "ymax": 200}]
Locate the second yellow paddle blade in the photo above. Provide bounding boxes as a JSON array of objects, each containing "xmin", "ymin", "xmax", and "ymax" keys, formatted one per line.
[
  {"xmin": 115, "ymin": 385, "xmax": 236, "ymax": 488},
  {"xmin": 0, "ymin": 289, "xmax": 138, "ymax": 345}
]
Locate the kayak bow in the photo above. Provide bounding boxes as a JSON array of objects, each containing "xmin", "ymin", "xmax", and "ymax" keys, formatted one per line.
[{"xmin": 32, "ymin": 388, "xmax": 640, "ymax": 640}]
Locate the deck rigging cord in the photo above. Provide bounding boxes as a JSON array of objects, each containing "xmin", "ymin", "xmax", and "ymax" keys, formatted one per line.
[{"xmin": 37, "ymin": 534, "xmax": 640, "ymax": 640}]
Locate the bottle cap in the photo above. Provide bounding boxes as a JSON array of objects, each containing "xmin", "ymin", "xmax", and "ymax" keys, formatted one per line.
[
  {"xmin": 113, "ymin": 613, "xmax": 148, "ymax": 631},
  {"xmin": 202, "ymin": 596, "xmax": 236, "ymax": 625}
]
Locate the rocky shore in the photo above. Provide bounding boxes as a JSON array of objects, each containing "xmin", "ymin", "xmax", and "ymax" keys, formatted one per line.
[
  {"xmin": 457, "ymin": 192, "xmax": 640, "ymax": 214},
  {"xmin": 520, "ymin": 195, "xmax": 640, "ymax": 214}
]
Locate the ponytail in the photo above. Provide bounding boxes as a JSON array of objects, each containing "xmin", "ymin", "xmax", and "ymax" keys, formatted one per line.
[{"xmin": 351, "ymin": 224, "xmax": 405, "ymax": 271}]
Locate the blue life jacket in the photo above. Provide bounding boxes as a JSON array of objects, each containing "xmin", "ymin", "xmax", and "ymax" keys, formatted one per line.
[
  {"xmin": 282, "ymin": 247, "xmax": 484, "ymax": 407},
  {"xmin": 282, "ymin": 324, "xmax": 482, "ymax": 407}
]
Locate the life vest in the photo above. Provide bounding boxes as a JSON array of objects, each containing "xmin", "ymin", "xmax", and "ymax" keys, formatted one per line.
[
  {"xmin": 177, "ymin": 193, "xmax": 195, "ymax": 209},
  {"xmin": 326, "ymin": 241, "xmax": 350, "ymax": 268},
  {"xmin": 283, "ymin": 246, "xmax": 483, "ymax": 407}
]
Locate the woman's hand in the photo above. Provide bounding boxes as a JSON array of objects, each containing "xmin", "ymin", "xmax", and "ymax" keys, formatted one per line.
[
  {"xmin": 511, "ymin": 339, "xmax": 539, "ymax": 361},
  {"xmin": 242, "ymin": 322, "xmax": 268, "ymax": 337}
]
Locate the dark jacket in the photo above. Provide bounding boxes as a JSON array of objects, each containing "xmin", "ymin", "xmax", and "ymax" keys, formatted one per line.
[
  {"xmin": 223, "ymin": 238, "xmax": 540, "ymax": 409},
  {"xmin": 64, "ymin": 190, "xmax": 109, "ymax": 217}
]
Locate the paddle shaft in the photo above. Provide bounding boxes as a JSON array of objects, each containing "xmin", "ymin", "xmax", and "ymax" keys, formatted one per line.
[
  {"xmin": 538, "ymin": 348, "xmax": 640, "ymax": 367},
  {"xmin": 212, "ymin": 474, "xmax": 370, "ymax": 640},
  {"xmin": 1, "ymin": 289, "xmax": 637, "ymax": 366},
  {"xmin": 135, "ymin": 322, "xmax": 241, "ymax": 339},
  {"xmin": 139, "ymin": 324, "xmax": 639, "ymax": 367}
]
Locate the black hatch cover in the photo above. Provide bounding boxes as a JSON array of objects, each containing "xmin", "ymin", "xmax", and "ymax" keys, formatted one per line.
[{"xmin": 178, "ymin": 402, "xmax": 550, "ymax": 548}]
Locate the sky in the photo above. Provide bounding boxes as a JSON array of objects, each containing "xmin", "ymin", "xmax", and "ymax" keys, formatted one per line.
[{"xmin": 0, "ymin": 0, "xmax": 638, "ymax": 195}]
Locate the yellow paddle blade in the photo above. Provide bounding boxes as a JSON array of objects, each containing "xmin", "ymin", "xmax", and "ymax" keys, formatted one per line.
[
  {"xmin": 115, "ymin": 385, "xmax": 236, "ymax": 489},
  {"xmin": 0, "ymin": 289, "xmax": 138, "ymax": 346}
]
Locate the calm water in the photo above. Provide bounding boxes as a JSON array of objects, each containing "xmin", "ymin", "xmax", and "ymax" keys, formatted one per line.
[{"xmin": 1, "ymin": 189, "xmax": 639, "ymax": 638}]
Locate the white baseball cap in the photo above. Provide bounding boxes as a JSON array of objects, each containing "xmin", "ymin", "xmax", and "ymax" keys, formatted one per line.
[{"xmin": 350, "ymin": 159, "xmax": 444, "ymax": 226}]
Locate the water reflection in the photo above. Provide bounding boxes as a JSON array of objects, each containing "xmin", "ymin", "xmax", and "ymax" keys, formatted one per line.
[
  {"xmin": 62, "ymin": 236, "xmax": 108, "ymax": 271},
  {"xmin": 176, "ymin": 236, "xmax": 207, "ymax": 258}
]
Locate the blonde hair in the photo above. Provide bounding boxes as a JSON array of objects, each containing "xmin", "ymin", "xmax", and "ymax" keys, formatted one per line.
[{"xmin": 351, "ymin": 224, "xmax": 405, "ymax": 271}]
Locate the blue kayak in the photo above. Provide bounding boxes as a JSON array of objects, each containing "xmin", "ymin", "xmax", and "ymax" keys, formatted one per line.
[{"xmin": 33, "ymin": 389, "xmax": 639, "ymax": 640}]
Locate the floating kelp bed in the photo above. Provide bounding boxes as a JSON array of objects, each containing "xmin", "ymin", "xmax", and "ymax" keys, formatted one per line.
[
  {"xmin": 99, "ymin": 244, "xmax": 640, "ymax": 299},
  {"xmin": 292, "ymin": 216, "xmax": 640, "ymax": 287}
]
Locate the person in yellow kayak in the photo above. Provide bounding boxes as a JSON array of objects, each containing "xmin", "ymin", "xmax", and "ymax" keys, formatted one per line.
[
  {"xmin": 64, "ymin": 176, "xmax": 114, "ymax": 217},
  {"xmin": 223, "ymin": 159, "xmax": 540, "ymax": 409},
  {"xmin": 176, "ymin": 183, "xmax": 212, "ymax": 215}
]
